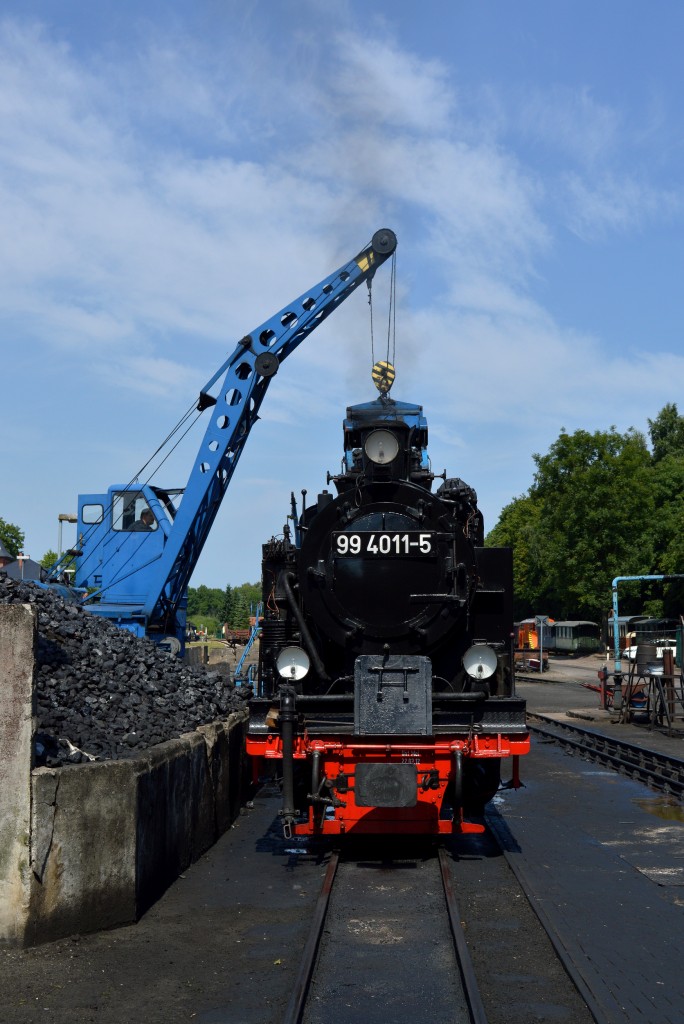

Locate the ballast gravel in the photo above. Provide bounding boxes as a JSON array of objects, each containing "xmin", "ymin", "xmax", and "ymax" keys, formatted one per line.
[{"xmin": 0, "ymin": 576, "xmax": 249, "ymax": 767}]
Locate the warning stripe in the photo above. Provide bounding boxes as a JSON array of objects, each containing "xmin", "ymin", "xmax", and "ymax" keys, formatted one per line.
[{"xmin": 372, "ymin": 361, "xmax": 395, "ymax": 392}]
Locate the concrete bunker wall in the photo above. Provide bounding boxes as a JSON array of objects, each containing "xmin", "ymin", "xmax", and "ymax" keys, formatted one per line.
[{"xmin": 0, "ymin": 603, "xmax": 247, "ymax": 947}]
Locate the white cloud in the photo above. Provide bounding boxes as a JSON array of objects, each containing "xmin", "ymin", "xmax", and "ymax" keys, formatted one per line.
[
  {"xmin": 0, "ymin": 14, "xmax": 548, "ymax": 382},
  {"xmin": 518, "ymin": 85, "xmax": 622, "ymax": 165},
  {"xmin": 331, "ymin": 31, "xmax": 455, "ymax": 133},
  {"xmin": 2, "ymin": 8, "xmax": 684, "ymax": 584},
  {"xmin": 563, "ymin": 172, "xmax": 682, "ymax": 239},
  {"xmin": 92, "ymin": 355, "xmax": 206, "ymax": 401}
]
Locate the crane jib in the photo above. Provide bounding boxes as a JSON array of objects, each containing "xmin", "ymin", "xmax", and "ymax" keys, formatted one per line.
[{"xmin": 150, "ymin": 233, "xmax": 397, "ymax": 618}]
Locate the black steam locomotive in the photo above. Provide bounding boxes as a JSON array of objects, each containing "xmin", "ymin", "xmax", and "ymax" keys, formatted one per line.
[{"xmin": 246, "ymin": 393, "xmax": 529, "ymax": 837}]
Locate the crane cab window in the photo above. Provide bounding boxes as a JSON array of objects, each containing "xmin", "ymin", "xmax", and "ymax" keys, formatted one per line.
[
  {"xmin": 82, "ymin": 504, "xmax": 104, "ymax": 525},
  {"xmin": 112, "ymin": 491, "xmax": 158, "ymax": 532},
  {"xmin": 153, "ymin": 487, "xmax": 182, "ymax": 521}
]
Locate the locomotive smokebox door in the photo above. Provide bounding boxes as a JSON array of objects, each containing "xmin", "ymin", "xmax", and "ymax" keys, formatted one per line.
[{"xmin": 354, "ymin": 655, "xmax": 432, "ymax": 735}]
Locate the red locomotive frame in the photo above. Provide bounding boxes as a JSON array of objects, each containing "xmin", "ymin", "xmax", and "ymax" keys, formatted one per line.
[{"xmin": 247, "ymin": 730, "xmax": 530, "ymax": 836}]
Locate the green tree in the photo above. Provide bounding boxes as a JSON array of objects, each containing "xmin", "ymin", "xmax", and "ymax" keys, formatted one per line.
[
  {"xmin": 0, "ymin": 517, "xmax": 24, "ymax": 558},
  {"xmin": 187, "ymin": 585, "xmax": 225, "ymax": 619},
  {"xmin": 221, "ymin": 584, "xmax": 236, "ymax": 626},
  {"xmin": 486, "ymin": 494, "xmax": 543, "ymax": 619},
  {"xmin": 40, "ymin": 549, "xmax": 60, "ymax": 569},
  {"xmin": 644, "ymin": 452, "xmax": 684, "ymax": 615},
  {"xmin": 40, "ymin": 548, "xmax": 77, "ymax": 582},
  {"xmin": 230, "ymin": 582, "xmax": 260, "ymax": 628},
  {"xmin": 645, "ymin": 404, "xmax": 684, "ymax": 615},
  {"xmin": 648, "ymin": 403, "xmax": 684, "ymax": 463},
  {"xmin": 531, "ymin": 426, "xmax": 654, "ymax": 619},
  {"xmin": 487, "ymin": 425, "xmax": 656, "ymax": 622},
  {"xmin": 187, "ymin": 581, "xmax": 260, "ymax": 628}
]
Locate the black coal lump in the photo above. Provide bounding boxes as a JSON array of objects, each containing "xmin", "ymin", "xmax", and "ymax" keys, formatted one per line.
[{"xmin": 0, "ymin": 576, "xmax": 249, "ymax": 767}]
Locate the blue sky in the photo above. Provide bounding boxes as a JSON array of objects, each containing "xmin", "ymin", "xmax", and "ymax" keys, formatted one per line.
[{"xmin": 2, "ymin": 1, "xmax": 684, "ymax": 588}]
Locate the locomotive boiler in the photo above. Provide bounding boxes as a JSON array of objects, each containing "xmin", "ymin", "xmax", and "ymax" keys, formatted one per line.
[{"xmin": 246, "ymin": 390, "xmax": 529, "ymax": 837}]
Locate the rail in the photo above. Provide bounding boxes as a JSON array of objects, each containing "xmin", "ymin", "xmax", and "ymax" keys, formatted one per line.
[
  {"xmin": 282, "ymin": 852, "xmax": 340, "ymax": 1024},
  {"xmin": 438, "ymin": 847, "xmax": 489, "ymax": 1024},
  {"xmin": 529, "ymin": 713, "xmax": 684, "ymax": 799},
  {"xmin": 284, "ymin": 847, "xmax": 488, "ymax": 1024}
]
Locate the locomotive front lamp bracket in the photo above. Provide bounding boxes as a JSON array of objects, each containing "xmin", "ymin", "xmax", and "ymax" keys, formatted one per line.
[{"xmin": 364, "ymin": 429, "xmax": 399, "ymax": 465}]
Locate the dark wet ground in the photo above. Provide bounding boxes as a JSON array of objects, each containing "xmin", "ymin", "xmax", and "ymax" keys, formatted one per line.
[
  {"xmin": 495, "ymin": 734, "xmax": 684, "ymax": 1024},
  {"xmin": 1, "ymin": 790, "xmax": 326, "ymax": 1024},
  {"xmin": 3, "ymin": 655, "xmax": 683, "ymax": 1023}
]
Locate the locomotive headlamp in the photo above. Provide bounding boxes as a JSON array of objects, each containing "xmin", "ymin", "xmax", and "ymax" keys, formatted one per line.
[
  {"xmin": 276, "ymin": 646, "xmax": 311, "ymax": 681},
  {"xmin": 364, "ymin": 429, "xmax": 399, "ymax": 465},
  {"xmin": 463, "ymin": 643, "xmax": 497, "ymax": 681}
]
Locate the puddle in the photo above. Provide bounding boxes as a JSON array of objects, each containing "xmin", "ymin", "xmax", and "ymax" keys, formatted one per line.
[{"xmin": 634, "ymin": 796, "xmax": 684, "ymax": 822}]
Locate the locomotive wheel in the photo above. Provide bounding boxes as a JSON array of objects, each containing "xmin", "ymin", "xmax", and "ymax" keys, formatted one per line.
[{"xmin": 462, "ymin": 759, "xmax": 501, "ymax": 816}]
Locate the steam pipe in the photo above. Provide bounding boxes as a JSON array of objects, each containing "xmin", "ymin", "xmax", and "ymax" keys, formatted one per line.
[{"xmin": 283, "ymin": 572, "xmax": 329, "ymax": 680}]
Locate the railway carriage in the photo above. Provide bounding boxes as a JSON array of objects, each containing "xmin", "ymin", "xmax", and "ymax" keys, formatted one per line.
[{"xmin": 553, "ymin": 620, "xmax": 601, "ymax": 656}]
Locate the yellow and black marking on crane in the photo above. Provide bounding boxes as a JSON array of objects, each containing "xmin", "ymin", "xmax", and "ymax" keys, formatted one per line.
[
  {"xmin": 372, "ymin": 360, "xmax": 395, "ymax": 394},
  {"xmin": 356, "ymin": 251, "xmax": 376, "ymax": 274}
]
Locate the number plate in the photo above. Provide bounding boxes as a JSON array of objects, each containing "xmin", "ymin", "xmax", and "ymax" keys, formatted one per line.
[{"xmin": 332, "ymin": 531, "xmax": 436, "ymax": 557}]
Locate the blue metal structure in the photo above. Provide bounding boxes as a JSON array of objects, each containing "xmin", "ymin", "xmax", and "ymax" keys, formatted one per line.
[
  {"xmin": 234, "ymin": 603, "xmax": 263, "ymax": 685},
  {"xmin": 62, "ymin": 229, "xmax": 397, "ymax": 648}
]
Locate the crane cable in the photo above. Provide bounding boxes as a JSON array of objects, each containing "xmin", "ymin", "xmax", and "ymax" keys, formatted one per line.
[{"xmin": 368, "ymin": 250, "xmax": 397, "ymax": 395}]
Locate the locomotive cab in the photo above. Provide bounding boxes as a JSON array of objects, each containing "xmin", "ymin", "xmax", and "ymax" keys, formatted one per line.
[{"xmin": 247, "ymin": 394, "xmax": 529, "ymax": 837}]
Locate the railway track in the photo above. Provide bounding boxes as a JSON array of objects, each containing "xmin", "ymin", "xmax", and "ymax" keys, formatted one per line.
[
  {"xmin": 278, "ymin": 705, "xmax": 684, "ymax": 1024},
  {"xmin": 283, "ymin": 846, "xmax": 487, "ymax": 1024},
  {"xmin": 529, "ymin": 712, "xmax": 684, "ymax": 799}
]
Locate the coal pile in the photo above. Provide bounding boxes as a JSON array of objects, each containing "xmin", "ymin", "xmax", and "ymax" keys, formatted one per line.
[{"xmin": 0, "ymin": 576, "xmax": 250, "ymax": 767}]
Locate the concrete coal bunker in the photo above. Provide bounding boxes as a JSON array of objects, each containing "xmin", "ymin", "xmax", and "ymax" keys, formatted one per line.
[
  {"xmin": 0, "ymin": 578, "xmax": 248, "ymax": 766},
  {"xmin": 0, "ymin": 579, "xmax": 249, "ymax": 946}
]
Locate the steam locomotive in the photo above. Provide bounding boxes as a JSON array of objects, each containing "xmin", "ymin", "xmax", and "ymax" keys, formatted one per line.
[{"xmin": 246, "ymin": 389, "xmax": 529, "ymax": 837}]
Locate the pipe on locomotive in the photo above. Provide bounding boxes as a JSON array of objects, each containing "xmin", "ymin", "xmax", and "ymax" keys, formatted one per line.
[
  {"xmin": 282, "ymin": 571, "xmax": 329, "ymax": 681},
  {"xmin": 279, "ymin": 685, "xmax": 297, "ymax": 838}
]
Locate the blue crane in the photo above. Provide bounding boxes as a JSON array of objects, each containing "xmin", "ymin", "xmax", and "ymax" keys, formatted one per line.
[{"xmin": 62, "ymin": 229, "xmax": 397, "ymax": 650}]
